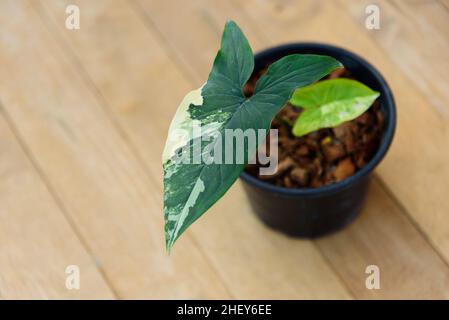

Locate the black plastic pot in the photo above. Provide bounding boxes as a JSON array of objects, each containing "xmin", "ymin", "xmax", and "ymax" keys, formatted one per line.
[{"xmin": 240, "ymin": 43, "xmax": 396, "ymax": 238}]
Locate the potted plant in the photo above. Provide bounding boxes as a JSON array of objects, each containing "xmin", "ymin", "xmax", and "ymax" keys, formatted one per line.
[{"xmin": 162, "ymin": 20, "xmax": 396, "ymax": 251}]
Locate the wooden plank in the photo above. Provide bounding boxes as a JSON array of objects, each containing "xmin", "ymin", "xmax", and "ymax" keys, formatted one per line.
[
  {"xmin": 339, "ymin": 0, "xmax": 449, "ymax": 117},
  {"xmin": 132, "ymin": 0, "xmax": 449, "ymax": 298},
  {"xmin": 205, "ymin": 181, "xmax": 352, "ymax": 299},
  {"xmin": 35, "ymin": 0, "xmax": 352, "ymax": 298},
  {"xmin": 317, "ymin": 180, "xmax": 449, "ymax": 299},
  {"xmin": 441, "ymin": 0, "xmax": 449, "ymax": 10},
  {"xmin": 390, "ymin": 0, "xmax": 449, "ymax": 40},
  {"xmin": 135, "ymin": 0, "xmax": 266, "ymax": 83},
  {"xmin": 0, "ymin": 113, "xmax": 115, "ymax": 299},
  {"xmin": 326, "ymin": 1, "xmax": 449, "ymax": 252},
  {"xmin": 0, "ymin": 0, "xmax": 230, "ymax": 299}
]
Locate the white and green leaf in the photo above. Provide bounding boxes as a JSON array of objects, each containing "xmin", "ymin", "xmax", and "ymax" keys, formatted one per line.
[
  {"xmin": 290, "ymin": 78, "xmax": 380, "ymax": 136},
  {"xmin": 162, "ymin": 20, "xmax": 342, "ymax": 251}
]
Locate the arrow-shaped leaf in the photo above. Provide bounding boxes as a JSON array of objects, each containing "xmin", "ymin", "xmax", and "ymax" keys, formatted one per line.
[
  {"xmin": 290, "ymin": 78, "xmax": 380, "ymax": 136},
  {"xmin": 162, "ymin": 20, "xmax": 342, "ymax": 251}
]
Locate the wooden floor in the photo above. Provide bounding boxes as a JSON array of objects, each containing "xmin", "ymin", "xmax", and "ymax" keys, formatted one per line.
[{"xmin": 0, "ymin": 0, "xmax": 448, "ymax": 299}]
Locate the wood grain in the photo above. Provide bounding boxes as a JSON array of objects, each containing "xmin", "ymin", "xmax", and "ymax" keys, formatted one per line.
[
  {"xmin": 0, "ymin": 0, "xmax": 230, "ymax": 299},
  {"xmin": 133, "ymin": 0, "xmax": 449, "ymax": 298},
  {"xmin": 340, "ymin": 0, "xmax": 449, "ymax": 116},
  {"xmin": 34, "ymin": 0, "xmax": 352, "ymax": 299},
  {"xmin": 317, "ymin": 180, "xmax": 449, "ymax": 299},
  {"xmin": 0, "ymin": 112, "xmax": 115, "ymax": 299},
  {"xmin": 0, "ymin": 0, "xmax": 447, "ymax": 299}
]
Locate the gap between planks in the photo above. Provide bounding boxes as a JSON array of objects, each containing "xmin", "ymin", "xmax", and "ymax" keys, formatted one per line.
[
  {"xmin": 129, "ymin": 0, "xmax": 449, "ymax": 293},
  {"xmin": 0, "ymin": 99, "xmax": 117, "ymax": 299},
  {"xmin": 0, "ymin": 78, "xmax": 120, "ymax": 298},
  {"xmin": 229, "ymin": 0, "xmax": 449, "ymax": 269},
  {"xmin": 0, "ymin": 0, "xmax": 231, "ymax": 293},
  {"xmin": 29, "ymin": 0, "xmax": 235, "ymax": 299},
  {"xmin": 28, "ymin": 0, "xmax": 449, "ymax": 298},
  {"xmin": 32, "ymin": 0, "xmax": 354, "ymax": 300}
]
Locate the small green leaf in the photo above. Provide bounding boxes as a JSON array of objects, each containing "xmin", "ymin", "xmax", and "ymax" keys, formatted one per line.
[
  {"xmin": 290, "ymin": 78, "xmax": 380, "ymax": 136},
  {"xmin": 162, "ymin": 20, "xmax": 342, "ymax": 251}
]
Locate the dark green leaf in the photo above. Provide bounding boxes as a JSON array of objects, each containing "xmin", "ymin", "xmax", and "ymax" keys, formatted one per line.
[{"xmin": 162, "ymin": 20, "xmax": 341, "ymax": 251}]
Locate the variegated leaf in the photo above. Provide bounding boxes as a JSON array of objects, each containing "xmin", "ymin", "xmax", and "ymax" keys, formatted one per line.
[
  {"xmin": 162, "ymin": 20, "xmax": 342, "ymax": 251},
  {"xmin": 290, "ymin": 78, "xmax": 380, "ymax": 136}
]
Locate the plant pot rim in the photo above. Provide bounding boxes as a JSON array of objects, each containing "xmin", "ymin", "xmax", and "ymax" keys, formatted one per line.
[{"xmin": 240, "ymin": 42, "xmax": 396, "ymax": 196}]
